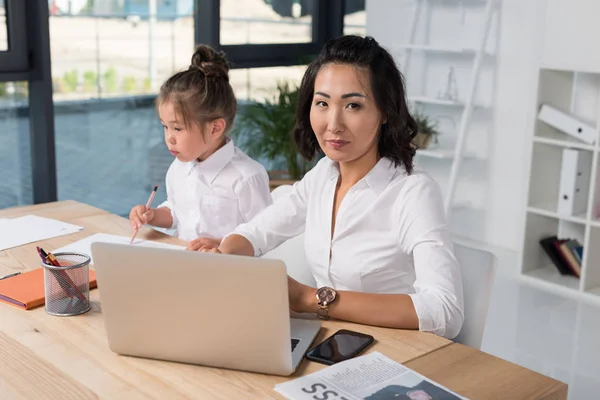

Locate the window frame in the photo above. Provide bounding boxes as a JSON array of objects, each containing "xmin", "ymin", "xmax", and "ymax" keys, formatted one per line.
[
  {"xmin": 195, "ymin": 0, "xmax": 345, "ymax": 69},
  {"xmin": 0, "ymin": 0, "xmax": 28, "ymax": 74},
  {"xmin": 0, "ymin": 0, "xmax": 57, "ymax": 204}
]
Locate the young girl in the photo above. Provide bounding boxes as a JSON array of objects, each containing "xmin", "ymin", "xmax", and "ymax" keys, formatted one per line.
[{"xmin": 129, "ymin": 45, "xmax": 272, "ymax": 249}]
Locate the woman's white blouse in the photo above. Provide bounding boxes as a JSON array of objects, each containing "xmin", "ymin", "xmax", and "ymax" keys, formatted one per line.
[{"xmin": 232, "ymin": 157, "xmax": 464, "ymax": 339}]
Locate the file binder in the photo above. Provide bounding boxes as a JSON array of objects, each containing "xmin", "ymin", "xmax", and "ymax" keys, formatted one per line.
[
  {"xmin": 538, "ymin": 104, "xmax": 597, "ymax": 145},
  {"xmin": 557, "ymin": 148, "xmax": 592, "ymax": 216}
]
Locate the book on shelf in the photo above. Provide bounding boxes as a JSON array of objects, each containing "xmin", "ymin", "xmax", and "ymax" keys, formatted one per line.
[
  {"xmin": 557, "ymin": 148, "xmax": 592, "ymax": 216},
  {"xmin": 594, "ymin": 173, "xmax": 600, "ymax": 220},
  {"xmin": 539, "ymin": 235, "xmax": 583, "ymax": 278},
  {"xmin": 537, "ymin": 104, "xmax": 596, "ymax": 145}
]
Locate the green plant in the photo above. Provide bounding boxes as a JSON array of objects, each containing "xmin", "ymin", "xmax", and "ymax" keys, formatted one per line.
[
  {"xmin": 14, "ymin": 82, "xmax": 28, "ymax": 99},
  {"xmin": 83, "ymin": 71, "xmax": 98, "ymax": 93},
  {"xmin": 123, "ymin": 76, "xmax": 137, "ymax": 93},
  {"xmin": 52, "ymin": 78, "xmax": 65, "ymax": 94},
  {"xmin": 231, "ymin": 81, "xmax": 311, "ymax": 180},
  {"xmin": 63, "ymin": 69, "xmax": 79, "ymax": 92},
  {"xmin": 0, "ymin": 82, "xmax": 28, "ymax": 99},
  {"xmin": 412, "ymin": 110, "xmax": 439, "ymax": 149},
  {"xmin": 82, "ymin": 0, "xmax": 95, "ymax": 14},
  {"xmin": 103, "ymin": 67, "xmax": 118, "ymax": 93},
  {"xmin": 143, "ymin": 77, "xmax": 152, "ymax": 93}
]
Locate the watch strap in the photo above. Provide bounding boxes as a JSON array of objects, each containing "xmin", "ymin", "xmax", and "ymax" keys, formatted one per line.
[{"xmin": 317, "ymin": 301, "xmax": 329, "ymax": 320}]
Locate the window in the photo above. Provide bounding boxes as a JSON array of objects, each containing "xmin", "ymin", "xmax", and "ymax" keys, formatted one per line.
[
  {"xmin": 343, "ymin": 0, "xmax": 366, "ymax": 36},
  {"xmin": 0, "ymin": 0, "xmax": 28, "ymax": 72},
  {"xmin": 49, "ymin": 8, "xmax": 194, "ymax": 101},
  {"xmin": 0, "ymin": 1, "xmax": 51, "ymax": 205},
  {"xmin": 54, "ymin": 97, "xmax": 167, "ymax": 217},
  {"xmin": 50, "ymin": 8, "xmax": 194, "ymax": 214},
  {"xmin": 220, "ymin": 0, "xmax": 313, "ymax": 45},
  {"xmin": 209, "ymin": 0, "xmax": 343, "ymax": 69},
  {"xmin": 0, "ymin": 1, "xmax": 7, "ymax": 51},
  {"xmin": 230, "ymin": 65, "xmax": 306, "ymax": 101},
  {"xmin": 0, "ymin": 0, "xmax": 347, "ymax": 210},
  {"xmin": 0, "ymin": 82, "xmax": 33, "ymax": 208}
]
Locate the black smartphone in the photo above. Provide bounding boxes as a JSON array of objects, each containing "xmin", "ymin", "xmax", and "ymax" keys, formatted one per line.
[{"xmin": 305, "ymin": 329, "xmax": 375, "ymax": 365}]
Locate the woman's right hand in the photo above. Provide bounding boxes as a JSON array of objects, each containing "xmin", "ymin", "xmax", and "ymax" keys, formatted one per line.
[{"xmin": 129, "ymin": 205, "xmax": 155, "ymax": 231}]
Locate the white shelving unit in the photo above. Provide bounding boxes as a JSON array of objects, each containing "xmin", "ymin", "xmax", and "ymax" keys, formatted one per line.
[
  {"xmin": 520, "ymin": 68, "xmax": 600, "ymax": 303},
  {"xmin": 396, "ymin": 43, "xmax": 493, "ymax": 57},
  {"xmin": 393, "ymin": 0, "xmax": 500, "ymax": 242},
  {"xmin": 409, "ymin": 95, "xmax": 488, "ymax": 109},
  {"xmin": 416, "ymin": 147, "xmax": 476, "ymax": 160}
]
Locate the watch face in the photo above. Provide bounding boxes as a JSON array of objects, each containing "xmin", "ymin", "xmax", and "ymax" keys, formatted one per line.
[{"xmin": 317, "ymin": 287, "xmax": 336, "ymax": 303}]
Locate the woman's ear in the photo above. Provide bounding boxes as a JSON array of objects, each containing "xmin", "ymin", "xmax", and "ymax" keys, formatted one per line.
[{"xmin": 209, "ymin": 118, "xmax": 227, "ymax": 140}]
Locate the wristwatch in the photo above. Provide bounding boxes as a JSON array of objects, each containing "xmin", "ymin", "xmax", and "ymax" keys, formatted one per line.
[{"xmin": 316, "ymin": 286, "xmax": 337, "ymax": 320}]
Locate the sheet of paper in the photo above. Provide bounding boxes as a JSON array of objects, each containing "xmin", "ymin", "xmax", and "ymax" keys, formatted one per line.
[
  {"xmin": 0, "ymin": 215, "xmax": 84, "ymax": 252},
  {"xmin": 53, "ymin": 233, "xmax": 185, "ymax": 263}
]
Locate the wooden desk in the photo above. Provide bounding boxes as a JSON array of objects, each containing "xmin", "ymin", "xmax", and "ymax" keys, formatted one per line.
[
  {"xmin": 0, "ymin": 201, "xmax": 568, "ymax": 399},
  {"xmin": 0, "ymin": 200, "xmax": 108, "ymax": 221},
  {"xmin": 405, "ymin": 343, "xmax": 569, "ymax": 400}
]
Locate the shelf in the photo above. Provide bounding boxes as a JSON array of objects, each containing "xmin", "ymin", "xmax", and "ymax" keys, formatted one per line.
[
  {"xmin": 410, "ymin": 96, "xmax": 464, "ymax": 107},
  {"xmin": 416, "ymin": 147, "xmax": 476, "ymax": 159},
  {"xmin": 527, "ymin": 202, "xmax": 588, "ymax": 225},
  {"xmin": 409, "ymin": 95, "xmax": 487, "ymax": 109},
  {"xmin": 590, "ymin": 219, "xmax": 600, "ymax": 228},
  {"xmin": 586, "ymin": 286, "xmax": 600, "ymax": 297},
  {"xmin": 397, "ymin": 44, "xmax": 492, "ymax": 56},
  {"xmin": 533, "ymin": 135, "xmax": 596, "ymax": 152},
  {"xmin": 425, "ymin": 0, "xmax": 488, "ymax": 4},
  {"xmin": 521, "ymin": 68, "xmax": 600, "ymax": 304},
  {"xmin": 523, "ymin": 266, "xmax": 580, "ymax": 291}
]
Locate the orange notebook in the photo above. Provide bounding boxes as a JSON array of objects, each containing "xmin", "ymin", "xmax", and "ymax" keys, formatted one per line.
[{"xmin": 0, "ymin": 269, "xmax": 97, "ymax": 310}]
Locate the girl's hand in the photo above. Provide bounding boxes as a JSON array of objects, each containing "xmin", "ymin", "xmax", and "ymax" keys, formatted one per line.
[
  {"xmin": 129, "ymin": 205, "xmax": 155, "ymax": 230},
  {"xmin": 288, "ymin": 276, "xmax": 317, "ymax": 314},
  {"xmin": 186, "ymin": 237, "xmax": 222, "ymax": 251}
]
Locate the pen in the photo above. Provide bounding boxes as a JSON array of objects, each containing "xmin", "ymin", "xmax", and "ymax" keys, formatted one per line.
[
  {"xmin": 130, "ymin": 184, "xmax": 158, "ymax": 244},
  {"xmin": 45, "ymin": 251, "xmax": 61, "ymax": 267},
  {"xmin": 0, "ymin": 272, "xmax": 21, "ymax": 280}
]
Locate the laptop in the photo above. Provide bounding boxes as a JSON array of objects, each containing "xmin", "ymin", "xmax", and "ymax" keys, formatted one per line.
[{"xmin": 91, "ymin": 242, "xmax": 321, "ymax": 376}]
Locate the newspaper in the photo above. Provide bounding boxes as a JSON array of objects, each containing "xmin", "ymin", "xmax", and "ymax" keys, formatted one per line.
[{"xmin": 275, "ymin": 352, "xmax": 468, "ymax": 400}]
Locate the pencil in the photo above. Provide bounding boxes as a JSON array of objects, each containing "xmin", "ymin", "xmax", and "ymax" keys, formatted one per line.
[{"xmin": 130, "ymin": 185, "xmax": 158, "ymax": 244}]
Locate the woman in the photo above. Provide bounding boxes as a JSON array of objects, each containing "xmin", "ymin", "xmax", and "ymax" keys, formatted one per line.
[{"xmin": 201, "ymin": 35, "xmax": 464, "ymax": 339}]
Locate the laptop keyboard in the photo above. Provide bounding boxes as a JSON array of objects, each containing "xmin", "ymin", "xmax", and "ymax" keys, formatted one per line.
[{"xmin": 291, "ymin": 338, "xmax": 300, "ymax": 352}]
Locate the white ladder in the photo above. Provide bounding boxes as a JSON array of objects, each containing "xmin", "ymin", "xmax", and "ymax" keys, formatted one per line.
[{"xmin": 402, "ymin": 0, "xmax": 499, "ymax": 216}]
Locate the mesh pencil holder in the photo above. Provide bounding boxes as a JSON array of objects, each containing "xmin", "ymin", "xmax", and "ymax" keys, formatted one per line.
[{"xmin": 41, "ymin": 252, "xmax": 91, "ymax": 316}]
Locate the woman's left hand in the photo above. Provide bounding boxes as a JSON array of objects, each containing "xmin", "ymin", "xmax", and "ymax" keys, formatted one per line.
[
  {"xmin": 186, "ymin": 237, "xmax": 221, "ymax": 251},
  {"xmin": 287, "ymin": 276, "xmax": 316, "ymax": 314}
]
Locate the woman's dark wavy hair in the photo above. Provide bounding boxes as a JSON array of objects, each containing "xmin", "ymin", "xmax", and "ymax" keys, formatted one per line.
[{"xmin": 293, "ymin": 35, "xmax": 417, "ymax": 174}]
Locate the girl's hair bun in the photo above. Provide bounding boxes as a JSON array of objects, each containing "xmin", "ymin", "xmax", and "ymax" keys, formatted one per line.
[{"xmin": 189, "ymin": 45, "xmax": 230, "ymax": 79}]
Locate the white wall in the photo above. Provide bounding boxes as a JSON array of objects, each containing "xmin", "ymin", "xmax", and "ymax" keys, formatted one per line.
[
  {"xmin": 366, "ymin": 0, "xmax": 548, "ymax": 251},
  {"xmin": 541, "ymin": 0, "xmax": 600, "ymax": 74}
]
